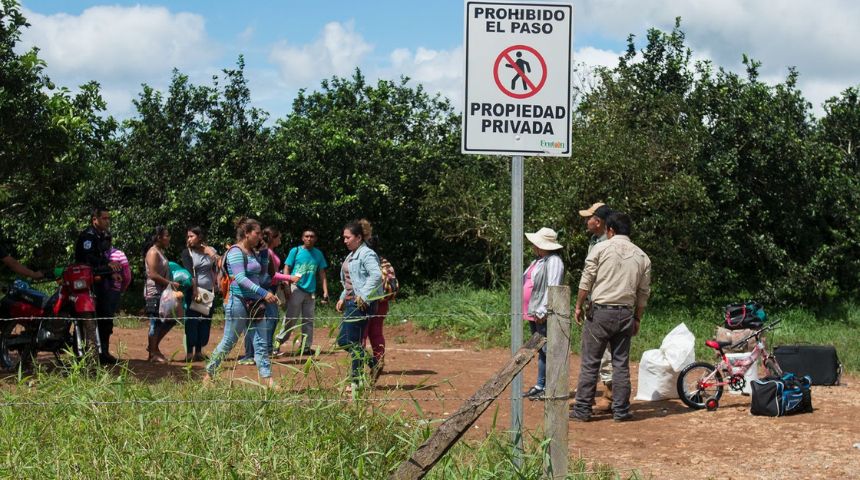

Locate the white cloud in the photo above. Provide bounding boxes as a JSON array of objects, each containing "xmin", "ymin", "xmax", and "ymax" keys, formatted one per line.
[
  {"xmin": 384, "ymin": 46, "xmax": 464, "ymax": 105},
  {"xmin": 573, "ymin": 46, "xmax": 620, "ymax": 69},
  {"xmin": 20, "ymin": 5, "xmax": 216, "ymax": 81},
  {"xmin": 574, "ymin": 0, "xmax": 860, "ymax": 112},
  {"xmin": 18, "ymin": 5, "xmax": 218, "ymax": 119},
  {"xmin": 268, "ymin": 21, "xmax": 373, "ymax": 89}
]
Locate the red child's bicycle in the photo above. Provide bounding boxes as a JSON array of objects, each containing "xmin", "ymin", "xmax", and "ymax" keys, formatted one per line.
[{"xmin": 676, "ymin": 318, "xmax": 783, "ymax": 410}]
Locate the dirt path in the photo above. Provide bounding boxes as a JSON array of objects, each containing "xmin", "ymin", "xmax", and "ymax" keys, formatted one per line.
[{"xmin": 46, "ymin": 322, "xmax": 860, "ymax": 478}]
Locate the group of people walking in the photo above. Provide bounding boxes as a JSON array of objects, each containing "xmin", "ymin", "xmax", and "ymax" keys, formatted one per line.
[
  {"xmin": 521, "ymin": 202, "xmax": 651, "ymax": 422},
  {"xmin": 5, "ymin": 201, "xmax": 646, "ymax": 407},
  {"xmin": 16, "ymin": 207, "xmax": 397, "ymax": 389}
]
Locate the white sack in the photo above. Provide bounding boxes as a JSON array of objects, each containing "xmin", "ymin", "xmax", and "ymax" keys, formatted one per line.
[
  {"xmin": 660, "ymin": 323, "xmax": 696, "ymax": 372},
  {"xmin": 634, "ymin": 323, "xmax": 696, "ymax": 401}
]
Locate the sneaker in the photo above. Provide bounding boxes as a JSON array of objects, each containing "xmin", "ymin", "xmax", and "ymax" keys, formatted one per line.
[
  {"xmin": 237, "ymin": 358, "xmax": 255, "ymax": 366},
  {"xmin": 522, "ymin": 386, "xmax": 545, "ymax": 399},
  {"xmin": 568, "ymin": 411, "xmax": 590, "ymax": 422},
  {"xmin": 613, "ymin": 412, "xmax": 634, "ymax": 422}
]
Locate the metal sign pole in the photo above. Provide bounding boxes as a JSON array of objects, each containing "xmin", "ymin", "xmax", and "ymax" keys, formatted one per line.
[{"xmin": 510, "ymin": 154, "xmax": 524, "ymax": 465}]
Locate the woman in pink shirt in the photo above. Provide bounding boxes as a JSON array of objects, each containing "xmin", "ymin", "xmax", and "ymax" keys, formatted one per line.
[{"xmin": 521, "ymin": 227, "xmax": 565, "ymax": 400}]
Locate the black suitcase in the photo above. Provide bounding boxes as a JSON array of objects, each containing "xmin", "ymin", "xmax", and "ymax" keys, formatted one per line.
[{"xmin": 773, "ymin": 345, "xmax": 842, "ymax": 386}]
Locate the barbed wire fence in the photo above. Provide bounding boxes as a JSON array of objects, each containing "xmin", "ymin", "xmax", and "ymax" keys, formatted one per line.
[{"xmin": 0, "ymin": 308, "xmax": 668, "ymax": 477}]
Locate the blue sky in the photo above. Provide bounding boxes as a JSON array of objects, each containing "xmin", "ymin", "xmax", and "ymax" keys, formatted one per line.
[{"xmin": 18, "ymin": 1, "xmax": 860, "ymax": 120}]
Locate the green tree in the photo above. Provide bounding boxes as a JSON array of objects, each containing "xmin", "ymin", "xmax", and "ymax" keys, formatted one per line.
[
  {"xmin": 272, "ymin": 70, "xmax": 462, "ymax": 287},
  {"xmin": 1, "ymin": 0, "xmax": 115, "ymax": 266}
]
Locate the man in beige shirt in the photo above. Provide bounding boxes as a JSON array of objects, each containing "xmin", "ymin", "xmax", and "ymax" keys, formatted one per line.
[
  {"xmin": 570, "ymin": 212, "xmax": 651, "ymax": 422},
  {"xmin": 579, "ymin": 202, "xmax": 614, "ymax": 409}
]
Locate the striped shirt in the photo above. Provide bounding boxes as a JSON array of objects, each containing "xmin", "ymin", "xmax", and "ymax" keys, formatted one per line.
[{"xmin": 226, "ymin": 246, "xmax": 268, "ymax": 299}]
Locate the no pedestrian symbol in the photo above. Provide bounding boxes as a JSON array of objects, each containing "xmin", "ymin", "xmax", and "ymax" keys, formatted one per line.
[{"xmin": 493, "ymin": 45, "xmax": 547, "ymax": 99}]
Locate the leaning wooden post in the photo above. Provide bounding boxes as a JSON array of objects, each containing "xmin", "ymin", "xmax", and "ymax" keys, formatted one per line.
[
  {"xmin": 543, "ymin": 285, "xmax": 571, "ymax": 479},
  {"xmin": 391, "ymin": 333, "xmax": 546, "ymax": 480}
]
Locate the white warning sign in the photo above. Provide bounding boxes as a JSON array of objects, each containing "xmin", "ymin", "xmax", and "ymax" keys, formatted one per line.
[{"xmin": 462, "ymin": 1, "xmax": 573, "ymax": 156}]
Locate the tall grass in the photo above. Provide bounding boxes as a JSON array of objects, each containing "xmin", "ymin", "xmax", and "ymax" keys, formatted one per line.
[
  {"xmin": 0, "ymin": 360, "xmax": 631, "ymax": 479},
  {"xmin": 397, "ymin": 284, "xmax": 860, "ymax": 372}
]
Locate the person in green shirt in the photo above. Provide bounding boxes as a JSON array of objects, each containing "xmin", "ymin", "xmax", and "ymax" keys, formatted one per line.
[{"xmin": 274, "ymin": 228, "xmax": 329, "ymax": 355}]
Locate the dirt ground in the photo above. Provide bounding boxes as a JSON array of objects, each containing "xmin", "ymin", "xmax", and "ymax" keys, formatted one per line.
[{"xmin": 25, "ymin": 321, "xmax": 860, "ymax": 478}]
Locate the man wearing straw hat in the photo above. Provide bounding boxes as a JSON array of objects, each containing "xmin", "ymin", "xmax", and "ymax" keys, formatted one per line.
[
  {"xmin": 570, "ymin": 212, "xmax": 651, "ymax": 422},
  {"xmin": 520, "ymin": 227, "xmax": 565, "ymax": 401}
]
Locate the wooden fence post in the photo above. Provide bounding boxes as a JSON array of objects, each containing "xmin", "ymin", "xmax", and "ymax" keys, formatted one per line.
[
  {"xmin": 391, "ymin": 333, "xmax": 546, "ymax": 480},
  {"xmin": 544, "ymin": 285, "xmax": 571, "ymax": 479}
]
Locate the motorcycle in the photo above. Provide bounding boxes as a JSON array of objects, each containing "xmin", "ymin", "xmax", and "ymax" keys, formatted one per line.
[{"xmin": 0, "ymin": 263, "xmax": 110, "ymax": 371}]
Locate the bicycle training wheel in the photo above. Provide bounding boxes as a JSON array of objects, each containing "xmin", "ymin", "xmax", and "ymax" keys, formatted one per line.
[{"xmin": 677, "ymin": 362, "xmax": 724, "ymax": 410}]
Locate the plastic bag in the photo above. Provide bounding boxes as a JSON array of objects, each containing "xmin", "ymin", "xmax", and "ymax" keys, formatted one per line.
[
  {"xmin": 635, "ymin": 323, "xmax": 695, "ymax": 401},
  {"xmin": 158, "ymin": 284, "xmax": 184, "ymax": 321},
  {"xmin": 660, "ymin": 323, "xmax": 696, "ymax": 372}
]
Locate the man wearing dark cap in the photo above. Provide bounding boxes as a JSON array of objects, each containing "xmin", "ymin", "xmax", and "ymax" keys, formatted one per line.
[
  {"xmin": 570, "ymin": 212, "xmax": 651, "ymax": 422},
  {"xmin": 578, "ymin": 202, "xmax": 615, "ymax": 410}
]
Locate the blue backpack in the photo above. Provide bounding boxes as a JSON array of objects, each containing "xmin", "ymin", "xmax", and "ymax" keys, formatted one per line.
[{"xmin": 750, "ymin": 373, "xmax": 813, "ymax": 417}]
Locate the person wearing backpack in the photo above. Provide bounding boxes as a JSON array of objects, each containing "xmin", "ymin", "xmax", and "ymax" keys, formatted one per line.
[
  {"xmin": 361, "ymin": 235, "xmax": 397, "ymax": 382},
  {"xmin": 274, "ymin": 227, "xmax": 329, "ymax": 356},
  {"xmin": 336, "ymin": 219, "xmax": 383, "ymax": 392},
  {"xmin": 238, "ymin": 226, "xmax": 297, "ymax": 365},
  {"xmin": 204, "ymin": 218, "xmax": 279, "ymax": 388}
]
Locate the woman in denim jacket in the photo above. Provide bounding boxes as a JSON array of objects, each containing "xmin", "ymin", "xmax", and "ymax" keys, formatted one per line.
[{"xmin": 336, "ymin": 219, "xmax": 383, "ymax": 391}]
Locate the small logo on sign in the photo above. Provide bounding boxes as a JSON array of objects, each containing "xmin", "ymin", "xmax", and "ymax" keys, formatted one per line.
[{"xmin": 540, "ymin": 140, "xmax": 565, "ymax": 149}]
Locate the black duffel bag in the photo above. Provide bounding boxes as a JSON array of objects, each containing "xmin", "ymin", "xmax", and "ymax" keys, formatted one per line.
[
  {"xmin": 750, "ymin": 373, "xmax": 813, "ymax": 417},
  {"xmin": 774, "ymin": 345, "xmax": 842, "ymax": 386}
]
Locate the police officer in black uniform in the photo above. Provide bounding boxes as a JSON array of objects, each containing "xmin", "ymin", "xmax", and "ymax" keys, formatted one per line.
[{"xmin": 74, "ymin": 207, "xmax": 119, "ymax": 364}]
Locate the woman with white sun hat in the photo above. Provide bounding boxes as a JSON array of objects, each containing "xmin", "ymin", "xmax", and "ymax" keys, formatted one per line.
[{"xmin": 521, "ymin": 227, "xmax": 566, "ymax": 400}]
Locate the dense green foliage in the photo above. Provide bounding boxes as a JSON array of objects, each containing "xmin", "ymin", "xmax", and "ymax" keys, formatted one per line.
[{"xmin": 2, "ymin": 3, "xmax": 859, "ymax": 306}]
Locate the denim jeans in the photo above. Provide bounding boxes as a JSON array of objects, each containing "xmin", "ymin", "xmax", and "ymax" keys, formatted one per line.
[
  {"xmin": 250, "ymin": 303, "xmax": 278, "ymax": 378},
  {"xmin": 184, "ymin": 309, "xmax": 212, "ymax": 353},
  {"xmin": 146, "ymin": 295, "xmax": 176, "ymax": 337},
  {"xmin": 529, "ymin": 320, "xmax": 547, "ymax": 389},
  {"xmin": 206, "ymin": 297, "xmax": 251, "ymax": 376},
  {"xmin": 241, "ymin": 301, "xmax": 278, "ymax": 362},
  {"xmin": 337, "ymin": 300, "xmax": 376, "ymax": 382},
  {"xmin": 148, "ymin": 316, "xmax": 176, "ymax": 337}
]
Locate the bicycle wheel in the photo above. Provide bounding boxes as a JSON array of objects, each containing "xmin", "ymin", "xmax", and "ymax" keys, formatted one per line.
[{"xmin": 677, "ymin": 361, "xmax": 724, "ymax": 409}]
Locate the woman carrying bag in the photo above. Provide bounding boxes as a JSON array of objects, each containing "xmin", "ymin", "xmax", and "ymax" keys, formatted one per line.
[
  {"xmin": 143, "ymin": 226, "xmax": 180, "ymax": 364},
  {"xmin": 203, "ymin": 218, "xmax": 279, "ymax": 388},
  {"xmin": 181, "ymin": 226, "xmax": 218, "ymax": 363}
]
